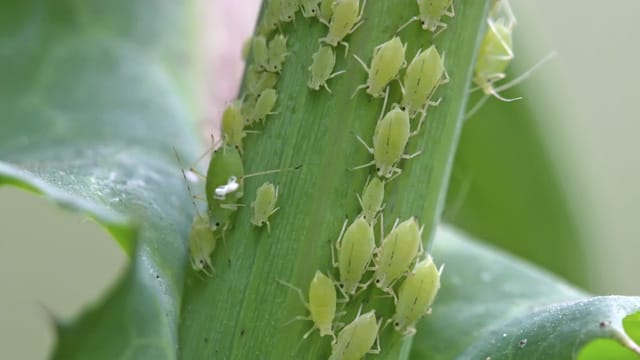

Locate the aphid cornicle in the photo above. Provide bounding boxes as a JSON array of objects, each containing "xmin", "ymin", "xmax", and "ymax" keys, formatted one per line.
[
  {"xmin": 329, "ymin": 309, "xmax": 380, "ymax": 360},
  {"xmin": 400, "ymin": 45, "xmax": 449, "ymax": 119},
  {"xmin": 332, "ymin": 216, "xmax": 375, "ymax": 298},
  {"xmin": 396, "ymin": 0, "xmax": 455, "ymax": 36},
  {"xmin": 372, "ymin": 217, "xmax": 424, "ymax": 298},
  {"xmin": 248, "ymin": 88, "xmax": 278, "ymax": 125},
  {"xmin": 266, "ymin": 34, "xmax": 289, "ymax": 73},
  {"xmin": 251, "ymin": 182, "xmax": 279, "ymax": 232},
  {"xmin": 392, "ymin": 255, "xmax": 442, "ymax": 335},
  {"xmin": 279, "ymin": 271, "xmax": 337, "ymax": 340},
  {"xmin": 300, "ymin": 0, "xmax": 321, "ymax": 18},
  {"xmin": 221, "ymin": 101, "xmax": 247, "ymax": 154},
  {"xmin": 319, "ymin": 0, "xmax": 366, "ymax": 54},
  {"xmin": 308, "ymin": 46, "xmax": 345, "ymax": 93},
  {"xmin": 354, "ymin": 91, "xmax": 420, "ymax": 179},
  {"xmin": 353, "ymin": 36, "xmax": 407, "ymax": 98},
  {"xmin": 357, "ymin": 177, "xmax": 385, "ymax": 224}
]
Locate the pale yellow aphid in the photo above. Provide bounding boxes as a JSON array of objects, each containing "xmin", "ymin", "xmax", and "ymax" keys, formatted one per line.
[
  {"xmin": 400, "ymin": 45, "xmax": 449, "ymax": 120},
  {"xmin": 249, "ymin": 88, "xmax": 278, "ymax": 124},
  {"xmin": 353, "ymin": 36, "xmax": 407, "ymax": 98},
  {"xmin": 300, "ymin": 0, "xmax": 321, "ymax": 18},
  {"xmin": 221, "ymin": 101, "xmax": 247, "ymax": 154},
  {"xmin": 473, "ymin": 18, "xmax": 514, "ymax": 101},
  {"xmin": 331, "ymin": 216, "xmax": 375, "ymax": 299},
  {"xmin": 308, "ymin": 46, "xmax": 346, "ymax": 93},
  {"xmin": 391, "ymin": 255, "xmax": 443, "ymax": 335},
  {"xmin": 251, "ymin": 182, "xmax": 279, "ymax": 232},
  {"xmin": 266, "ymin": 34, "xmax": 289, "ymax": 73},
  {"xmin": 372, "ymin": 217, "xmax": 424, "ymax": 299},
  {"xmin": 260, "ymin": 0, "xmax": 282, "ymax": 35},
  {"xmin": 279, "ymin": 271, "xmax": 338, "ymax": 340},
  {"xmin": 319, "ymin": 0, "xmax": 335, "ymax": 23},
  {"xmin": 329, "ymin": 309, "xmax": 380, "ymax": 360},
  {"xmin": 251, "ymin": 35, "xmax": 269, "ymax": 71},
  {"xmin": 354, "ymin": 90, "xmax": 420, "ymax": 180},
  {"xmin": 244, "ymin": 65, "xmax": 278, "ymax": 97},
  {"xmin": 357, "ymin": 177, "xmax": 384, "ymax": 224},
  {"xmin": 319, "ymin": 0, "xmax": 366, "ymax": 54},
  {"xmin": 396, "ymin": 0, "xmax": 455, "ymax": 37}
]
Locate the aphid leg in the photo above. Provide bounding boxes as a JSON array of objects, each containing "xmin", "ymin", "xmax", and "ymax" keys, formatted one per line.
[
  {"xmin": 355, "ymin": 134, "xmax": 374, "ymax": 154},
  {"xmin": 492, "ymin": 51, "xmax": 558, "ymax": 94},
  {"xmin": 488, "ymin": 18, "xmax": 514, "ymax": 61},
  {"xmin": 351, "ymin": 54, "xmax": 370, "ymax": 98},
  {"xmin": 446, "ymin": 1, "xmax": 456, "ymax": 17},
  {"xmin": 368, "ymin": 318, "xmax": 383, "ymax": 354},
  {"xmin": 432, "ymin": 22, "xmax": 448, "ymax": 38},
  {"xmin": 396, "ymin": 16, "xmax": 418, "ymax": 34},
  {"xmin": 403, "ymin": 326, "xmax": 417, "ymax": 337},
  {"xmin": 265, "ymin": 220, "xmax": 271, "ymax": 233},
  {"xmin": 278, "ymin": 279, "xmax": 311, "ymax": 308},
  {"xmin": 302, "ymin": 325, "xmax": 318, "ymax": 339},
  {"xmin": 333, "ymin": 218, "xmax": 350, "ymax": 265}
]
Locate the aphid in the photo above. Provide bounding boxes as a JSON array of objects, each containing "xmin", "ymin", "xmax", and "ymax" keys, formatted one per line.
[
  {"xmin": 329, "ymin": 309, "xmax": 380, "ymax": 360},
  {"xmin": 251, "ymin": 182, "xmax": 279, "ymax": 232},
  {"xmin": 396, "ymin": 0, "xmax": 455, "ymax": 36},
  {"xmin": 473, "ymin": 18, "xmax": 514, "ymax": 101},
  {"xmin": 205, "ymin": 145, "xmax": 245, "ymax": 231},
  {"xmin": 266, "ymin": 34, "xmax": 289, "ymax": 73},
  {"xmin": 308, "ymin": 46, "xmax": 345, "ymax": 93},
  {"xmin": 400, "ymin": 45, "xmax": 449, "ymax": 119},
  {"xmin": 244, "ymin": 66, "xmax": 278, "ymax": 96},
  {"xmin": 249, "ymin": 88, "xmax": 278, "ymax": 124},
  {"xmin": 300, "ymin": 0, "xmax": 321, "ymax": 17},
  {"xmin": 391, "ymin": 255, "xmax": 443, "ymax": 335},
  {"xmin": 319, "ymin": 0, "xmax": 366, "ymax": 54},
  {"xmin": 352, "ymin": 36, "xmax": 407, "ymax": 98},
  {"xmin": 279, "ymin": 271, "xmax": 337, "ymax": 340},
  {"xmin": 372, "ymin": 217, "xmax": 424, "ymax": 298},
  {"xmin": 354, "ymin": 91, "xmax": 420, "ymax": 179},
  {"xmin": 221, "ymin": 101, "xmax": 247, "ymax": 153},
  {"xmin": 174, "ymin": 149, "xmax": 218, "ymax": 275},
  {"xmin": 260, "ymin": 0, "xmax": 283, "ymax": 35},
  {"xmin": 331, "ymin": 216, "xmax": 375, "ymax": 298},
  {"xmin": 251, "ymin": 35, "xmax": 269, "ymax": 71},
  {"xmin": 280, "ymin": 0, "xmax": 299, "ymax": 23},
  {"xmin": 319, "ymin": 0, "xmax": 335, "ymax": 23},
  {"xmin": 188, "ymin": 215, "xmax": 217, "ymax": 276},
  {"xmin": 357, "ymin": 177, "xmax": 384, "ymax": 224}
]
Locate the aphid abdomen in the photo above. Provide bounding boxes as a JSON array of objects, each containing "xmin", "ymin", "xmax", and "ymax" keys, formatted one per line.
[
  {"xmin": 329, "ymin": 310, "xmax": 379, "ymax": 360},
  {"xmin": 308, "ymin": 271, "xmax": 337, "ymax": 337}
]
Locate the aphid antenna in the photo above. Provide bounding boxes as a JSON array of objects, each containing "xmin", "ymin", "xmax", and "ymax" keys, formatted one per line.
[
  {"xmin": 191, "ymin": 134, "xmax": 223, "ymax": 170},
  {"xmin": 492, "ymin": 51, "xmax": 557, "ymax": 94},
  {"xmin": 173, "ymin": 147, "xmax": 203, "ymax": 219},
  {"xmin": 242, "ymin": 164, "xmax": 302, "ymax": 180}
]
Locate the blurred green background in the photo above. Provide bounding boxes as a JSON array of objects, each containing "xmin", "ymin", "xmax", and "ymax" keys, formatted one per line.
[{"xmin": 1, "ymin": 0, "xmax": 638, "ymax": 358}]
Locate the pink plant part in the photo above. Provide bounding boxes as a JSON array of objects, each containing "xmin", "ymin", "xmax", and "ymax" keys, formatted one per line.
[{"xmin": 204, "ymin": 1, "xmax": 262, "ymax": 138}]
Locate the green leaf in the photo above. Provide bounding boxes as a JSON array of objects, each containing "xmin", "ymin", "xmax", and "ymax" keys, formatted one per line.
[
  {"xmin": 411, "ymin": 226, "xmax": 640, "ymax": 360},
  {"xmin": 178, "ymin": 1, "xmax": 492, "ymax": 359},
  {"xmin": 0, "ymin": 0, "xmax": 199, "ymax": 358},
  {"xmin": 444, "ymin": 45, "xmax": 589, "ymax": 287}
]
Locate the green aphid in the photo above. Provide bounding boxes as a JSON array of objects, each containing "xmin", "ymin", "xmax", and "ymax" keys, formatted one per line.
[
  {"xmin": 205, "ymin": 145, "xmax": 245, "ymax": 232},
  {"xmin": 332, "ymin": 216, "xmax": 375, "ymax": 299},
  {"xmin": 397, "ymin": 0, "xmax": 455, "ymax": 36},
  {"xmin": 188, "ymin": 215, "xmax": 217, "ymax": 276},
  {"xmin": 391, "ymin": 254, "xmax": 443, "ymax": 335},
  {"xmin": 357, "ymin": 177, "xmax": 384, "ymax": 224},
  {"xmin": 279, "ymin": 271, "xmax": 338, "ymax": 340},
  {"xmin": 251, "ymin": 35, "xmax": 269, "ymax": 71},
  {"xmin": 353, "ymin": 36, "xmax": 407, "ymax": 98},
  {"xmin": 249, "ymin": 88, "xmax": 278, "ymax": 125},
  {"xmin": 400, "ymin": 45, "xmax": 449, "ymax": 120},
  {"xmin": 251, "ymin": 182, "xmax": 279, "ymax": 232},
  {"xmin": 221, "ymin": 101, "xmax": 247, "ymax": 154},
  {"xmin": 372, "ymin": 217, "xmax": 424, "ymax": 299},
  {"xmin": 319, "ymin": 0, "xmax": 335, "ymax": 23},
  {"xmin": 319, "ymin": 0, "xmax": 366, "ymax": 55},
  {"xmin": 244, "ymin": 66, "xmax": 278, "ymax": 97},
  {"xmin": 329, "ymin": 309, "xmax": 380, "ymax": 360},
  {"xmin": 473, "ymin": 18, "xmax": 513, "ymax": 100},
  {"xmin": 300, "ymin": 0, "xmax": 321, "ymax": 18},
  {"xmin": 308, "ymin": 46, "xmax": 345, "ymax": 93},
  {"xmin": 266, "ymin": 34, "xmax": 289, "ymax": 73}
]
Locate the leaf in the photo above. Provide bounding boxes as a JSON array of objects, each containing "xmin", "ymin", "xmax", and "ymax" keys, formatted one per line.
[
  {"xmin": 178, "ymin": 1, "xmax": 492, "ymax": 359},
  {"xmin": 444, "ymin": 41, "xmax": 589, "ymax": 287},
  {"xmin": 0, "ymin": 0, "xmax": 199, "ymax": 358},
  {"xmin": 411, "ymin": 226, "xmax": 640, "ymax": 360}
]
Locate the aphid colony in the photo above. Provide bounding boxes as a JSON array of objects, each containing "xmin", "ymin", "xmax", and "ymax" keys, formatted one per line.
[{"xmin": 273, "ymin": 1, "xmax": 456, "ymax": 357}]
